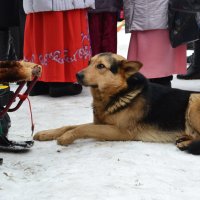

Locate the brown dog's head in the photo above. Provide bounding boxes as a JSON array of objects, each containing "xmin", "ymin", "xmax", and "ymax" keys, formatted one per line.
[{"xmin": 76, "ymin": 53, "xmax": 142, "ymax": 93}]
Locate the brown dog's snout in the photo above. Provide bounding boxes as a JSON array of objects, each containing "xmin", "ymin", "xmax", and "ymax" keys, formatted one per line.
[{"xmin": 76, "ymin": 72, "xmax": 84, "ymax": 85}]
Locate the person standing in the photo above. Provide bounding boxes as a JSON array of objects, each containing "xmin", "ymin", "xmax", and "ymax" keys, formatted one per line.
[
  {"xmin": 23, "ymin": 0, "xmax": 95, "ymax": 97},
  {"xmin": 123, "ymin": 0, "xmax": 187, "ymax": 87},
  {"xmin": 0, "ymin": 0, "xmax": 19, "ymax": 61},
  {"xmin": 88, "ymin": 0, "xmax": 123, "ymax": 56},
  {"xmin": 11, "ymin": 0, "xmax": 26, "ymax": 60}
]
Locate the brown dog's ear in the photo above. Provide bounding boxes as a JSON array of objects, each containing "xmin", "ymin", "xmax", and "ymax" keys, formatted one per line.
[{"xmin": 121, "ymin": 60, "xmax": 143, "ymax": 78}]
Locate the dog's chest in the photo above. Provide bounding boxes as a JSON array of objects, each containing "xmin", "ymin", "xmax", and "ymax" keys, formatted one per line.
[
  {"xmin": 93, "ymin": 102, "xmax": 141, "ymax": 129},
  {"xmin": 93, "ymin": 103, "xmax": 122, "ymax": 124}
]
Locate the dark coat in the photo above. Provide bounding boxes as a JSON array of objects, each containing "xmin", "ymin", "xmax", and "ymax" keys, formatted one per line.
[
  {"xmin": 169, "ymin": 0, "xmax": 200, "ymax": 13},
  {"xmin": 89, "ymin": 0, "xmax": 123, "ymax": 13},
  {"xmin": 0, "ymin": 0, "xmax": 19, "ymax": 28}
]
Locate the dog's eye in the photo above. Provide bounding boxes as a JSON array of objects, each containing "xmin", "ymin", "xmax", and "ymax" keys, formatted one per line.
[{"xmin": 96, "ymin": 64, "xmax": 105, "ymax": 69}]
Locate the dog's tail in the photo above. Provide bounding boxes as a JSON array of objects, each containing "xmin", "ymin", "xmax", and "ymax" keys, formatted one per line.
[{"xmin": 187, "ymin": 140, "xmax": 200, "ymax": 155}]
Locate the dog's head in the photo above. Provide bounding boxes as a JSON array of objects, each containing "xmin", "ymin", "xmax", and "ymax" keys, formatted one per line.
[{"xmin": 76, "ymin": 53, "xmax": 142, "ymax": 93}]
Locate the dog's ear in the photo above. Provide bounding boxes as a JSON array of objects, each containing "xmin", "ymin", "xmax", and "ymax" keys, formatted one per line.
[{"xmin": 121, "ymin": 60, "xmax": 143, "ymax": 78}]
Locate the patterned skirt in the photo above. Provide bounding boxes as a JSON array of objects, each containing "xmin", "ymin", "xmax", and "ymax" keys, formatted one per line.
[{"xmin": 24, "ymin": 9, "xmax": 91, "ymax": 82}]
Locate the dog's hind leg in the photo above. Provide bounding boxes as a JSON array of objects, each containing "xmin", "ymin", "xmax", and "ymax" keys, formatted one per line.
[
  {"xmin": 176, "ymin": 135, "xmax": 193, "ymax": 151},
  {"xmin": 176, "ymin": 134, "xmax": 200, "ymax": 155},
  {"xmin": 33, "ymin": 125, "xmax": 80, "ymax": 141},
  {"xmin": 56, "ymin": 124, "xmax": 134, "ymax": 146},
  {"xmin": 185, "ymin": 94, "xmax": 200, "ymax": 139},
  {"xmin": 176, "ymin": 94, "xmax": 200, "ymax": 154}
]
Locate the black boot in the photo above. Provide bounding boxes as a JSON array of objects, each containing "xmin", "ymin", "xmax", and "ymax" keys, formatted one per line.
[
  {"xmin": 49, "ymin": 82, "xmax": 82, "ymax": 97},
  {"xmin": 187, "ymin": 53, "xmax": 194, "ymax": 63},
  {"xmin": 28, "ymin": 81, "xmax": 49, "ymax": 96},
  {"xmin": 0, "ymin": 29, "xmax": 10, "ymax": 61},
  {"xmin": 149, "ymin": 75, "xmax": 173, "ymax": 87},
  {"xmin": 187, "ymin": 42, "xmax": 194, "ymax": 50},
  {"xmin": 177, "ymin": 39, "xmax": 200, "ymax": 80}
]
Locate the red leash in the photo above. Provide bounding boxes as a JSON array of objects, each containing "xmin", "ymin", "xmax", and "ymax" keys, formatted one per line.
[{"xmin": 18, "ymin": 94, "xmax": 35, "ymax": 136}]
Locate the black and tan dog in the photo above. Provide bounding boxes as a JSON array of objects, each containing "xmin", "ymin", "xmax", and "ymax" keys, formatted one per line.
[{"xmin": 34, "ymin": 53, "xmax": 200, "ymax": 155}]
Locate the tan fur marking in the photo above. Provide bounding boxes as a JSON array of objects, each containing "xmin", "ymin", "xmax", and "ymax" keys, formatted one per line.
[{"xmin": 106, "ymin": 89, "xmax": 142, "ymax": 114}]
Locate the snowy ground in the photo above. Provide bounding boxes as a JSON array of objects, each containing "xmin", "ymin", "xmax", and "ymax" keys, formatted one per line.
[{"xmin": 1, "ymin": 28, "xmax": 200, "ymax": 200}]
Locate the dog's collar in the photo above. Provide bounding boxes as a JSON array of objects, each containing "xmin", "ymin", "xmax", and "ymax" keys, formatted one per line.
[{"xmin": 105, "ymin": 88, "xmax": 142, "ymax": 114}]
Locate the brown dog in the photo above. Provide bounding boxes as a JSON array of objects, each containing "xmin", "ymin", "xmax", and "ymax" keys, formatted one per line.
[{"xmin": 34, "ymin": 53, "xmax": 200, "ymax": 155}]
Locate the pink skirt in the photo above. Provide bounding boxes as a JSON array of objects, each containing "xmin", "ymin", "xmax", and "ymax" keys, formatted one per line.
[{"xmin": 127, "ymin": 29, "xmax": 187, "ymax": 78}]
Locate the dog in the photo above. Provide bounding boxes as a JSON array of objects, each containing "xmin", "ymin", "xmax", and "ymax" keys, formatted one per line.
[{"xmin": 34, "ymin": 53, "xmax": 200, "ymax": 155}]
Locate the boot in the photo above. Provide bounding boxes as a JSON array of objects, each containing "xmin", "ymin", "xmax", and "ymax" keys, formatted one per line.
[
  {"xmin": 28, "ymin": 81, "xmax": 49, "ymax": 96},
  {"xmin": 187, "ymin": 53, "xmax": 194, "ymax": 63},
  {"xmin": 187, "ymin": 42, "xmax": 194, "ymax": 50},
  {"xmin": 0, "ymin": 29, "xmax": 10, "ymax": 61},
  {"xmin": 177, "ymin": 39, "xmax": 200, "ymax": 80},
  {"xmin": 149, "ymin": 75, "xmax": 173, "ymax": 87},
  {"xmin": 49, "ymin": 82, "xmax": 82, "ymax": 97}
]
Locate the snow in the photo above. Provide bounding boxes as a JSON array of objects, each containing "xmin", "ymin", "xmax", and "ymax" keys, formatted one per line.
[{"xmin": 1, "ymin": 28, "xmax": 200, "ymax": 200}]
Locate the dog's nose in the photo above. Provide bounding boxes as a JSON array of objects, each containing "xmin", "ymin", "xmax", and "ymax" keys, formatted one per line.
[{"xmin": 76, "ymin": 72, "xmax": 84, "ymax": 84}]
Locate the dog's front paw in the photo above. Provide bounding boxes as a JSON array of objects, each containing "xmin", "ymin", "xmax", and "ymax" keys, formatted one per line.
[
  {"xmin": 56, "ymin": 131, "xmax": 76, "ymax": 146},
  {"xmin": 33, "ymin": 130, "xmax": 56, "ymax": 141}
]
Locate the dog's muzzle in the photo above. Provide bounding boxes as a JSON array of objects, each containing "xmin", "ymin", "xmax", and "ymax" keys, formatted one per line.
[{"xmin": 76, "ymin": 72, "xmax": 84, "ymax": 85}]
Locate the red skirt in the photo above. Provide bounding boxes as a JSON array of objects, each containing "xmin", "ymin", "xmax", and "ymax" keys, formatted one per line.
[{"xmin": 24, "ymin": 10, "xmax": 91, "ymax": 83}]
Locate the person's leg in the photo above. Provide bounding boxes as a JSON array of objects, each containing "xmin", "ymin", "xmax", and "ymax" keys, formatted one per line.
[
  {"xmin": 28, "ymin": 81, "xmax": 49, "ymax": 96},
  {"xmin": 48, "ymin": 82, "xmax": 82, "ymax": 97},
  {"xmin": 8, "ymin": 32, "xmax": 17, "ymax": 60},
  {"xmin": 149, "ymin": 75, "xmax": 173, "ymax": 87},
  {"xmin": 102, "ymin": 12, "xmax": 118, "ymax": 53},
  {"xmin": 177, "ymin": 39, "xmax": 200, "ymax": 79},
  {"xmin": 19, "ymin": 0, "xmax": 26, "ymax": 60},
  {"xmin": 0, "ymin": 28, "xmax": 10, "ymax": 61},
  {"xmin": 88, "ymin": 13, "xmax": 103, "ymax": 56},
  {"xmin": 10, "ymin": 0, "xmax": 26, "ymax": 60}
]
